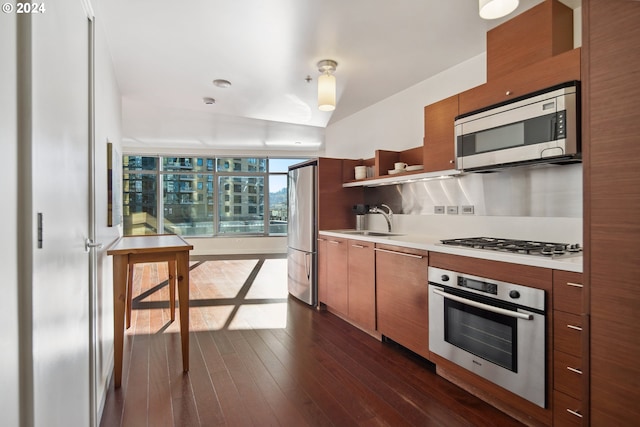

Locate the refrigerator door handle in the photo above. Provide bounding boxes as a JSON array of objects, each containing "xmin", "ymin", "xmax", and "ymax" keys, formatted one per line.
[{"xmin": 305, "ymin": 252, "xmax": 311, "ymax": 280}]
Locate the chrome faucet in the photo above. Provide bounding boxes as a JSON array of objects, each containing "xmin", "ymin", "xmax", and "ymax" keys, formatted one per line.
[{"xmin": 369, "ymin": 204, "xmax": 393, "ymax": 232}]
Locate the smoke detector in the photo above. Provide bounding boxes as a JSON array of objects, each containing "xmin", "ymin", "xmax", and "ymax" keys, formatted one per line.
[{"xmin": 213, "ymin": 79, "xmax": 232, "ymax": 88}]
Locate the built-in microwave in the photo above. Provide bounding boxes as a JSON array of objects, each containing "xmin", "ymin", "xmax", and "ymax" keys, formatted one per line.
[{"xmin": 455, "ymin": 81, "xmax": 580, "ymax": 171}]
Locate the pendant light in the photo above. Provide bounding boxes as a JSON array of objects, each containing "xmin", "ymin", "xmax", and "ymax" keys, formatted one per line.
[
  {"xmin": 317, "ymin": 59, "xmax": 337, "ymax": 111},
  {"xmin": 479, "ymin": 0, "xmax": 519, "ymax": 19}
]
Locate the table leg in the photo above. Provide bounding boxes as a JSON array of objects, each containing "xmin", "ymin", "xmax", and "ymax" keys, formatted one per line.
[
  {"xmin": 168, "ymin": 260, "xmax": 176, "ymax": 322},
  {"xmin": 126, "ymin": 262, "xmax": 134, "ymax": 329},
  {"xmin": 176, "ymin": 251, "xmax": 189, "ymax": 372},
  {"xmin": 112, "ymin": 254, "xmax": 128, "ymax": 388}
]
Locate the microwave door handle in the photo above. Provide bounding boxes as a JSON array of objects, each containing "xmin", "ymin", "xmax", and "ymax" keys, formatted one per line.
[{"xmin": 432, "ymin": 288, "xmax": 534, "ymax": 320}]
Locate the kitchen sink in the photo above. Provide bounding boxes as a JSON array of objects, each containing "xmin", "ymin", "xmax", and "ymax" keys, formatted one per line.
[{"xmin": 338, "ymin": 230, "xmax": 405, "ymax": 237}]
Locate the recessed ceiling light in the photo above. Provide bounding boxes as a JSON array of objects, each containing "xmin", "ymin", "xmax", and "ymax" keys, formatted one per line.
[
  {"xmin": 203, "ymin": 97, "xmax": 216, "ymax": 105},
  {"xmin": 213, "ymin": 79, "xmax": 232, "ymax": 88}
]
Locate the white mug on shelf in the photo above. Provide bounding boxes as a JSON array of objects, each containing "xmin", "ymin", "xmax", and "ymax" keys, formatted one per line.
[
  {"xmin": 394, "ymin": 162, "xmax": 408, "ymax": 171},
  {"xmin": 355, "ymin": 165, "xmax": 367, "ymax": 180}
]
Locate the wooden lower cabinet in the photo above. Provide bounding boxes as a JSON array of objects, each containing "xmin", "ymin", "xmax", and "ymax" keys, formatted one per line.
[
  {"xmin": 553, "ymin": 391, "xmax": 583, "ymax": 427},
  {"xmin": 375, "ymin": 244, "xmax": 429, "ymax": 359},
  {"xmin": 322, "ymin": 236, "xmax": 349, "ymax": 316},
  {"xmin": 319, "ymin": 235, "xmax": 376, "ymax": 333},
  {"xmin": 317, "ymin": 237, "xmax": 327, "ymax": 304},
  {"xmin": 347, "ymin": 240, "xmax": 376, "ymax": 332},
  {"xmin": 552, "ymin": 271, "xmax": 586, "ymax": 426},
  {"xmin": 553, "ymin": 351, "xmax": 583, "ymax": 400}
]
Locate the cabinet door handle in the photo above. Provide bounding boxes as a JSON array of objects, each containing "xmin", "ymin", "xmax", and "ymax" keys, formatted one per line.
[
  {"xmin": 566, "ymin": 366, "xmax": 583, "ymax": 375},
  {"xmin": 374, "ymin": 248, "xmax": 424, "ymax": 259},
  {"xmin": 351, "ymin": 244, "xmax": 366, "ymax": 249},
  {"xmin": 566, "ymin": 409, "xmax": 583, "ymax": 418},
  {"xmin": 567, "ymin": 324, "xmax": 583, "ymax": 331},
  {"xmin": 328, "ymin": 240, "xmax": 341, "ymax": 245},
  {"xmin": 506, "ymin": 90, "xmax": 512, "ymax": 96},
  {"xmin": 566, "ymin": 282, "xmax": 583, "ymax": 288}
]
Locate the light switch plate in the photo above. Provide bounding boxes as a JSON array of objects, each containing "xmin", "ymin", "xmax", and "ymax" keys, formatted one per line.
[
  {"xmin": 434, "ymin": 206, "xmax": 445, "ymax": 214},
  {"xmin": 447, "ymin": 206, "xmax": 458, "ymax": 215},
  {"xmin": 461, "ymin": 205, "xmax": 475, "ymax": 215}
]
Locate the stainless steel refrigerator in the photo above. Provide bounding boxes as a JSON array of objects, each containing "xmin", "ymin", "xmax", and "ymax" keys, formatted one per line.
[{"xmin": 287, "ymin": 160, "xmax": 317, "ymax": 306}]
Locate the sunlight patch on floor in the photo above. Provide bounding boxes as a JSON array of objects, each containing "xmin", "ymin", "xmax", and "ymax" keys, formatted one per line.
[
  {"xmin": 245, "ymin": 258, "xmax": 288, "ymax": 300},
  {"xmin": 150, "ymin": 258, "xmax": 291, "ymax": 332}
]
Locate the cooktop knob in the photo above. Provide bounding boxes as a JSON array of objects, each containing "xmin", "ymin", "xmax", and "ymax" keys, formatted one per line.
[
  {"xmin": 509, "ymin": 290, "xmax": 521, "ymax": 299},
  {"xmin": 441, "ymin": 275, "xmax": 450, "ymax": 282}
]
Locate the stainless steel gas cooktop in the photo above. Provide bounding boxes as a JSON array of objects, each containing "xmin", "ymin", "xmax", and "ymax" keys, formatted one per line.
[{"xmin": 440, "ymin": 237, "xmax": 582, "ymax": 258}]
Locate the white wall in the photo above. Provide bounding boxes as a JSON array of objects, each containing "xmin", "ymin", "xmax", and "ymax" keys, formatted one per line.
[
  {"xmin": 325, "ymin": 53, "xmax": 486, "ymax": 159},
  {"xmin": 0, "ymin": 10, "xmax": 20, "ymax": 427}
]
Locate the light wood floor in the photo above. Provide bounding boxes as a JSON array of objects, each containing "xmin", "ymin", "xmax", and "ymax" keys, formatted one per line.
[{"xmin": 99, "ymin": 256, "xmax": 523, "ymax": 427}]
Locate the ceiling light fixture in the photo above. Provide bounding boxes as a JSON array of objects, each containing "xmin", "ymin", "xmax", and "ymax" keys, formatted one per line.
[
  {"xmin": 203, "ymin": 97, "xmax": 216, "ymax": 105},
  {"xmin": 479, "ymin": 0, "xmax": 519, "ymax": 19},
  {"xmin": 317, "ymin": 59, "xmax": 337, "ymax": 112}
]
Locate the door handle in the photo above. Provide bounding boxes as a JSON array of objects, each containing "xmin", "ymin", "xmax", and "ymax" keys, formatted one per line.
[{"xmin": 85, "ymin": 238, "xmax": 103, "ymax": 252}]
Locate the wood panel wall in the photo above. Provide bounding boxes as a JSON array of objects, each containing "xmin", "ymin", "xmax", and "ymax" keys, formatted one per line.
[{"xmin": 583, "ymin": 0, "xmax": 640, "ymax": 425}]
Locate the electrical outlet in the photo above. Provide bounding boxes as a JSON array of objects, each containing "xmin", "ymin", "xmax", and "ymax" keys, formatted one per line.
[
  {"xmin": 434, "ymin": 206, "xmax": 445, "ymax": 214},
  {"xmin": 447, "ymin": 206, "xmax": 458, "ymax": 215},
  {"xmin": 461, "ymin": 205, "xmax": 475, "ymax": 215}
]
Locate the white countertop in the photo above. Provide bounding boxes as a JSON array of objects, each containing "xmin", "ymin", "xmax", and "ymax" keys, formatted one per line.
[{"xmin": 319, "ymin": 230, "xmax": 583, "ymax": 273}]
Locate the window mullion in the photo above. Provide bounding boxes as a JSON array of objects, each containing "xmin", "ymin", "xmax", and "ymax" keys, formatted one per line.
[{"xmin": 157, "ymin": 158, "xmax": 164, "ymax": 234}]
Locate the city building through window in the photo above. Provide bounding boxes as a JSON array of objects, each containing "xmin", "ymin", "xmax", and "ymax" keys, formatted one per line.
[{"xmin": 122, "ymin": 156, "xmax": 307, "ymax": 237}]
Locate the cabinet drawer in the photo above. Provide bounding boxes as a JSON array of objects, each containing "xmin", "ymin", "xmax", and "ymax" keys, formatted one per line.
[
  {"xmin": 553, "ymin": 271, "xmax": 583, "ymax": 314},
  {"xmin": 554, "ymin": 350, "xmax": 583, "ymax": 399},
  {"xmin": 554, "ymin": 311, "xmax": 583, "ymax": 356},
  {"xmin": 553, "ymin": 391, "xmax": 584, "ymax": 427}
]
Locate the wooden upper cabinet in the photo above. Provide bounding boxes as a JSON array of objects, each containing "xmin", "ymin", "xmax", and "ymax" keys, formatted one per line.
[
  {"xmin": 317, "ymin": 157, "xmax": 363, "ymax": 230},
  {"xmin": 487, "ymin": 0, "xmax": 574, "ymax": 81},
  {"xmin": 423, "ymin": 95, "xmax": 459, "ymax": 172},
  {"xmin": 458, "ymin": 47, "xmax": 581, "ymax": 116}
]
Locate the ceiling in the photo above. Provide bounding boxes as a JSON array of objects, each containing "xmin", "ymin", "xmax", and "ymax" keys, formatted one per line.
[{"xmin": 99, "ymin": 0, "xmax": 577, "ymax": 152}]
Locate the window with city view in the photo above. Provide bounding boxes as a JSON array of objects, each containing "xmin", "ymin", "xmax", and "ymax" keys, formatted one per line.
[{"xmin": 122, "ymin": 156, "xmax": 306, "ymax": 237}]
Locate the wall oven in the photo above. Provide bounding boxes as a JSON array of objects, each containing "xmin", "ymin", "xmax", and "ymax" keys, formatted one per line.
[
  {"xmin": 428, "ymin": 266, "xmax": 547, "ymax": 408},
  {"xmin": 455, "ymin": 81, "xmax": 580, "ymax": 171}
]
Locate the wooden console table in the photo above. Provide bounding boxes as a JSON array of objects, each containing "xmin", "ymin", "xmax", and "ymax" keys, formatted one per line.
[{"xmin": 107, "ymin": 234, "xmax": 193, "ymax": 388}]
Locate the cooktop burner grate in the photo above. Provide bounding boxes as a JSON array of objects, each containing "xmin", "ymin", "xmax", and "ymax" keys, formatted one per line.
[{"xmin": 440, "ymin": 237, "xmax": 582, "ymax": 258}]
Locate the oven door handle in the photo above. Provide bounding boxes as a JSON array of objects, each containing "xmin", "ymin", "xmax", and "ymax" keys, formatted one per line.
[{"xmin": 432, "ymin": 288, "xmax": 534, "ymax": 320}]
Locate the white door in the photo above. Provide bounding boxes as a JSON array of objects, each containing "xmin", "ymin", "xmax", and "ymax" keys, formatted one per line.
[{"xmin": 27, "ymin": 1, "xmax": 93, "ymax": 425}]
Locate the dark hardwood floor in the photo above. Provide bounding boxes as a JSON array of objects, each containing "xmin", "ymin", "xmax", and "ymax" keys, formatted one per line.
[{"xmin": 99, "ymin": 257, "xmax": 523, "ymax": 427}]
